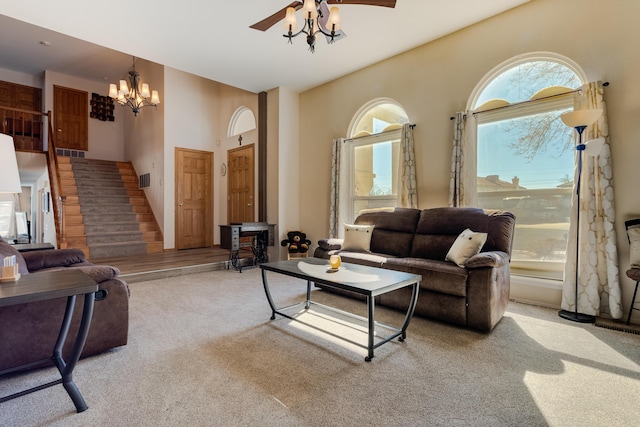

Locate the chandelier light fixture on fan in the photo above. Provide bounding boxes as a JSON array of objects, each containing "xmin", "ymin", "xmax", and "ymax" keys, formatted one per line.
[
  {"xmin": 109, "ymin": 57, "xmax": 160, "ymax": 116},
  {"xmin": 250, "ymin": 0, "xmax": 396, "ymax": 53}
]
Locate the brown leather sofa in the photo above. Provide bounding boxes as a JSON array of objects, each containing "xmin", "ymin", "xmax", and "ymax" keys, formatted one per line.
[
  {"xmin": 0, "ymin": 237, "xmax": 129, "ymax": 372},
  {"xmin": 314, "ymin": 207, "xmax": 516, "ymax": 332}
]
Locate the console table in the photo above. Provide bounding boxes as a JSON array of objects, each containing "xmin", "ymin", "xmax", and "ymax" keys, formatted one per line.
[
  {"xmin": 0, "ymin": 269, "xmax": 97, "ymax": 413},
  {"xmin": 11, "ymin": 242, "xmax": 55, "ymax": 252}
]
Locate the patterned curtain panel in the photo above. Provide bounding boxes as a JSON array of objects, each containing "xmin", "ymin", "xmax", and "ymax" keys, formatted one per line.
[
  {"xmin": 448, "ymin": 112, "xmax": 478, "ymax": 207},
  {"xmin": 562, "ymin": 81, "xmax": 622, "ymax": 318},
  {"xmin": 397, "ymin": 124, "xmax": 418, "ymax": 208},
  {"xmin": 328, "ymin": 138, "xmax": 347, "ymax": 239}
]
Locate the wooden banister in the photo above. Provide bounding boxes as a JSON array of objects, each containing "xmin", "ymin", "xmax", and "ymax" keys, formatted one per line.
[{"xmin": 43, "ymin": 111, "xmax": 65, "ymax": 248}]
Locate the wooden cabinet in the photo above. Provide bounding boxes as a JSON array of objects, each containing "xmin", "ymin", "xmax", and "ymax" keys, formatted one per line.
[{"xmin": 0, "ymin": 80, "xmax": 43, "ymax": 151}]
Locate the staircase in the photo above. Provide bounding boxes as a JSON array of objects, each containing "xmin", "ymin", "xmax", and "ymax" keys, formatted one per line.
[{"xmin": 58, "ymin": 157, "xmax": 163, "ymax": 258}]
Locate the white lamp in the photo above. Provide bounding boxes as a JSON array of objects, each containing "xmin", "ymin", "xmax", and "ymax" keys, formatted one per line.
[
  {"xmin": 0, "ymin": 134, "xmax": 22, "ymax": 194},
  {"xmin": 558, "ymin": 108, "xmax": 603, "ymax": 323}
]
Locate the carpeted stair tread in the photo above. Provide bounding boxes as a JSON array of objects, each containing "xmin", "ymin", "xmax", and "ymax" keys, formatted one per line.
[
  {"xmin": 86, "ymin": 230, "xmax": 144, "ymax": 244},
  {"xmin": 80, "ymin": 204, "xmax": 133, "ymax": 214},
  {"xmin": 77, "ymin": 195, "xmax": 132, "ymax": 204},
  {"xmin": 76, "ymin": 187, "xmax": 128, "ymax": 196},
  {"xmin": 84, "ymin": 222, "xmax": 142, "ymax": 233},
  {"xmin": 82, "ymin": 212, "xmax": 138, "ymax": 223},
  {"xmin": 88, "ymin": 241, "xmax": 148, "ymax": 258}
]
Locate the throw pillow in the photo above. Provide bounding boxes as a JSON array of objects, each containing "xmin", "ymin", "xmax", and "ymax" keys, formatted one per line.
[
  {"xmin": 446, "ymin": 228, "xmax": 488, "ymax": 267},
  {"xmin": 628, "ymin": 227, "xmax": 640, "ymax": 269},
  {"xmin": 342, "ymin": 224, "xmax": 375, "ymax": 252}
]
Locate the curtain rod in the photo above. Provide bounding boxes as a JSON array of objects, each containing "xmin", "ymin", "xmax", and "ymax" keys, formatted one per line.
[
  {"xmin": 345, "ymin": 123, "xmax": 416, "ymax": 142},
  {"xmin": 449, "ymin": 82, "xmax": 610, "ymax": 120}
]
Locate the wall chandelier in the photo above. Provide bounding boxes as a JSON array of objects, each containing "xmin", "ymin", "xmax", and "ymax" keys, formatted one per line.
[
  {"xmin": 283, "ymin": 0, "xmax": 343, "ymax": 53},
  {"xmin": 109, "ymin": 57, "xmax": 160, "ymax": 116}
]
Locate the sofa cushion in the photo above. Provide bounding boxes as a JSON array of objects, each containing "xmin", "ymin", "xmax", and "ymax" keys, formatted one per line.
[
  {"xmin": 356, "ymin": 208, "xmax": 421, "ymax": 257},
  {"xmin": 384, "ymin": 257, "xmax": 469, "ymax": 297},
  {"xmin": 411, "ymin": 207, "xmax": 515, "ymax": 259},
  {"xmin": 343, "ymin": 224, "xmax": 374, "ymax": 252},
  {"xmin": 446, "ymin": 228, "xmax": 488, "ymax": 267},
  {"xmin": 0, "ymin": 238, "xmax": 29, "ymax": 276},
  {"xmin": 338, "ymin": 251, "xmax": 389, "ymax": 267}
]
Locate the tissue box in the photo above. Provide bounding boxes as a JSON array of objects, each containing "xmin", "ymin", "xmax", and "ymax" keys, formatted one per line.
[{"xmin": 1, "ymin": 264, "xmax": 20, "ymax": 282}]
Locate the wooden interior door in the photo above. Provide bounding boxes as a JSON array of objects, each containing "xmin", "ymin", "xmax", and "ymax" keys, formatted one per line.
[
  {"xmin": 228, "ymin": 144, "xmax": 255, "ymax": 223},
  {"xmin": 54, "ymin": 85, "xmax": 88, "ymax": 151},
  {"xmin": 175, "ymin": 148, "xmax": 213, "ymax": 249}
]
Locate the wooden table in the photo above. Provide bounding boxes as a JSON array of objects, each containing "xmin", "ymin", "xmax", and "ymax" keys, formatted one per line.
[{"xmin": 0, "ymin": 269, "xmax": 98, "ymax": 413}]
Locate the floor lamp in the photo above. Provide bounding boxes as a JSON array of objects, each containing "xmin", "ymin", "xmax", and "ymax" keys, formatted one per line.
[{"xmin": 558, "ymin": 108, "xmax": 603, "ymax": 323}]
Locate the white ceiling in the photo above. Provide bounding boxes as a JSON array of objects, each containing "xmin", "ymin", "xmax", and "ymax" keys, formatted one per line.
[{"xmin": 0, "ymin": 0, "xmax": 529, "ymax": 93}]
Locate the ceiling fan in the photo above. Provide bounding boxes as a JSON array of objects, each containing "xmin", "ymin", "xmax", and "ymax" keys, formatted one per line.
[{"xmin": 250, "ymin": 1, "xmax": 397, "ymax": 32}]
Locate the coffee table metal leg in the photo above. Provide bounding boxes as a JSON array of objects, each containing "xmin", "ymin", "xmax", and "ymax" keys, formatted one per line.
[
  {"xmin": 400, "ymin": 282, "xmax": 420, "ymax": 340},
  {"xmin": 365, "ymin": 296, "xmax": 375, "ymax": 362},
  {"xmin": 305, "ymin": 280, "xmax": 312, "ymax": 309},
  {"xmin": 261, "ymin": 269, "xmax": 277, "ymax": 320}
]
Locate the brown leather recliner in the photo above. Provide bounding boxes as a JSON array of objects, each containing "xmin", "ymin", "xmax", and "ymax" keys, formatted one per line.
[{"xmin": 0, "ymin": 238, "xmax": 129, "ymax": 372}]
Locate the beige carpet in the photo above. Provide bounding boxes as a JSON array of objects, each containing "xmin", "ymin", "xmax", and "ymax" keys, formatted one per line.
[{"xmin": 1, "ymin": 268, "xmax": 639, "ymax": 427}]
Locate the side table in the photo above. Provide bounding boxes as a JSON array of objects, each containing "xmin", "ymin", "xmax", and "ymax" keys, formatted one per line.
[{"xmin": 0, "ymin": 269, "xmax": 98, "ymax": 413}]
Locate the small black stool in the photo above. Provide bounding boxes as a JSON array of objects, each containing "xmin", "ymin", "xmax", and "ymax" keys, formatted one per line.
[
  {"xmin": 626, "ymin": 269, "xmax": 640, "ymax": 325},
  {"xmin": 625, "ymin": 219, "xmax": 640, "ymax": 325}
]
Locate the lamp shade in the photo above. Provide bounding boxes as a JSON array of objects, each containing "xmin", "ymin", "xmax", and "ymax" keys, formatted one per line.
[
  {"xmin": 584, "ymin": 137, "xmax": 605, "ymax": 157},
  {"xmin": 0, "ymin": 134, "xmax": 22, "ymax": 194},
  {"xmin": 560, "ymin": 109, "xmax": 603, "ymax": 128}
]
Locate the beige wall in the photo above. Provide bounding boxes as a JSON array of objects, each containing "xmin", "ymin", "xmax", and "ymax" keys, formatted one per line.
[
  {"xmin": 142, "ymin": 65, "xmax": 259, "ymax": 250},
  {"xmin": 44, "ymin": 70, "xmax": 126, "ymax": 160},
  {"xmin": 123, "ymin": 59, "xmax": 165, "ymax": 243},
  {"xmin": 298, "ymin": 0, "xmax": 640, "ymax": 310}
]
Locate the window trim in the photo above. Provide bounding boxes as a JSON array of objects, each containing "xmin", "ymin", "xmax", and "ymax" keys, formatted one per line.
[
  {"xmin": 345, "ymin": 129, "xmax": 401, "ymax": 222},
  {"xmin": 469, "ymin": 52, "xmax": 588, "ymax": 279}
]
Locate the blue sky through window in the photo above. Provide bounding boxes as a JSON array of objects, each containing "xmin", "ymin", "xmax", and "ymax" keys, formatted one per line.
[{"xmin": 476, "ymin": 61, "xmax": 581, "ymax": 189}]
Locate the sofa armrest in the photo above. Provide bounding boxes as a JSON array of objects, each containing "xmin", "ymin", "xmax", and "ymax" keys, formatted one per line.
[
  {"xmin": 21, "ymin": 249, "xmax": 87, "ymax": 272},
  {"xmin": 464, "ymin": 251, "xmax": 510, "ymax": 269},
  {"xmin": 73, "ymin": 264, "xmax": 121, "ymax": 284},
  {"xmin": 317, "ymin": 238, "xmax": 343, "ymax": 251}
]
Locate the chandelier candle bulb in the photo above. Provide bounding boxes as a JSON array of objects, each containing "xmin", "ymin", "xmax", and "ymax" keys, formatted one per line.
[{"xmin": 327, "ymin": 7, "xmax": 341, "ymax": 31}]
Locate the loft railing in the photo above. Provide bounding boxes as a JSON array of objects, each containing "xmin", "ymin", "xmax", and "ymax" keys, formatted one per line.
[
  {"xmin": 1, "ymin": 106, "xmax": 64, "ymax": 248},
  {"xmin": 0, "ymin": 106, "xmax": 43, "ymax": 152}
]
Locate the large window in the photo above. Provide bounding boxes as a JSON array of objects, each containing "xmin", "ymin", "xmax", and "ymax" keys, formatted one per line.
[
  {"xmin": 346, "ymin": 100, "xmax": 408, "ymax": 221},
  {"xmin": 472, "ymin": 55, "xmax": 585, "ymax": 278}
]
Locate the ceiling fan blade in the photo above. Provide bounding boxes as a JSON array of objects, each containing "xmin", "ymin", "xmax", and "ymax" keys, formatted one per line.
[
  {"xmin": 326, "ymin": 0, "xmax": 396, "ymax": 7},
  {"xmin": 250, "ymin": 1, "xmax": 303, "ymax": 31}
]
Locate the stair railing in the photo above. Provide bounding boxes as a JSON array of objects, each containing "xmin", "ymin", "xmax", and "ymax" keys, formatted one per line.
[{"xmin": 43, "ymin": 111, "xmax": 65, "ymax": 248}]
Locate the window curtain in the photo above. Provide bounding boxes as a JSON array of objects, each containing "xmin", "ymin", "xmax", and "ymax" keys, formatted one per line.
[
  {"xmin": 562, "ymin": 81, "xmax": 622, "ymax": 319},
  {"xmin": 448, "ymin": 112, "xmax": 478, "ymax": 207},
  {"xmin": 328, "ymin": 138, "xmax": 348, "ymax": 239},
  {"xmin": 397, "ymin": 123, "xmax": 418, "ymax": 208}
]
